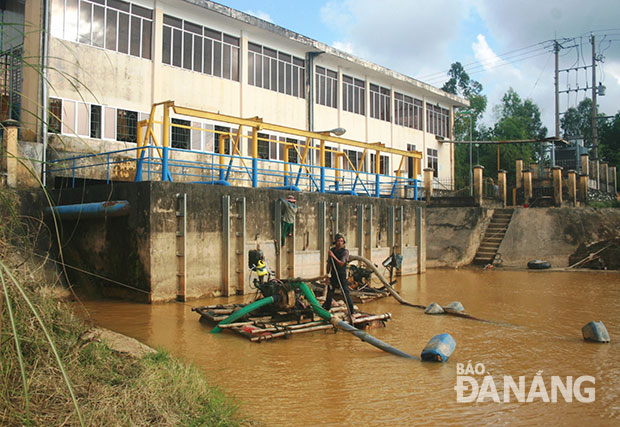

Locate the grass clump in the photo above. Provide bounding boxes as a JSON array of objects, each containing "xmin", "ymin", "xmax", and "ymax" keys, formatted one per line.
[
  {"xmin": 0, "ymin": 191, "xmax": 250, "ymax": 426},
  {"xmin": 587, "ymin": 199, "xmax": 620, "ymax": 208}
]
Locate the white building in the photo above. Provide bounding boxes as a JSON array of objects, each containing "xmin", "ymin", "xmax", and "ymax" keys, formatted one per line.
[{"xmin": 14, "ymin": 0, "xmax": 468, "ymax": 187}]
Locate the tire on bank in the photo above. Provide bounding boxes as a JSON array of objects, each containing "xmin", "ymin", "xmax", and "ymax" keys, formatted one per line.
[{"xmin": 527, "ymin": 259, "xmax": 551, "ymax": 270}]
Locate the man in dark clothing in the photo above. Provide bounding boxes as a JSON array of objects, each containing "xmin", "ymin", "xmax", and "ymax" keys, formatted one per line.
[
  {"xmin": 323, "ymin": 233, "xmax": 355, "ymax": 317},
  {"xmin": 280, "ymin": 195, "xmax": 298, "ymax": 246}
]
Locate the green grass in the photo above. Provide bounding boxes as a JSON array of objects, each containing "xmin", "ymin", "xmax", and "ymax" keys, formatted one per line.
[
  {"xmin": 587, "ymin": 199, "xmax": 620, "ymax": 208},
  {"xmin": 0, "ymin": 191, "xmax": 250, "ymax": 426}
]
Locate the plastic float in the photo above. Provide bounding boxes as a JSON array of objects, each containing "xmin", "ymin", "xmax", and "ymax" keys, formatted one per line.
[
  {"xmin": 421, "ymin": 333, "xmax": 456, "ymax": 362},
  {"xmin": 582, "ymin": 321, "xmax": 610, "ymax": 343},
  {"xmin": 424, "ymin": 302, "xmax": 445, "ymax": 315}
]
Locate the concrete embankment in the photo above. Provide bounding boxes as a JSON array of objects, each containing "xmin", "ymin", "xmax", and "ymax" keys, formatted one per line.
[{"xmin": 427, "ymin": 207, "xmax": 620, "ymax": 269}]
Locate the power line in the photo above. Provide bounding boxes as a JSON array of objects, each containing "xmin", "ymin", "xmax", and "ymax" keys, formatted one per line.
[
  {"xmin": 424, "ymin": 49, "xmax": 552, "ymax": 85},
  {"xmin": 419, "ymin": 31, "xmax": 620, "ymax": 87},
  {"xmin": 417, "ymin": 41, "xmax": 550, "ymax": 80}
]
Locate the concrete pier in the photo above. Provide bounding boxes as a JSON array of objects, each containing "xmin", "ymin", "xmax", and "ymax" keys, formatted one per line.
[{"xmin": 50, "ymin": 182, "xmax": 425, "ymax": 302}]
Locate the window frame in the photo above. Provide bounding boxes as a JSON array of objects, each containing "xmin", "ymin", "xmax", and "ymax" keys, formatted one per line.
[
  {"xmin": 248, "ymin": 42, "xmax": 305, "ymax": 98},
  {"xmin": 370, "ymin": 83, "xmax": 390, "ymax": 122},
  {"xmin": 52, "ymin": 0, "xmax": 153, "ymax": 59},
  {"xmin": 315, "ymin": 66, "xmax": 338, "ymax": 108},
  {"xmin": 162, "ymin": 14, "xmax": 240, "ymax": 82}
]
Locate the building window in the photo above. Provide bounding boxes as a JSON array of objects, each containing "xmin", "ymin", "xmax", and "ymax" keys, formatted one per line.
[
  {"xmin": 162, "ymin": 15, "xmax": 240, "ymax": 81},
  {"xmin": 257, "ymin": 132, "xmax": 270, "ymax": 159},
  {"xmin": 48, "ymin": 98, "xmax": 62, "ymax": 134},
  {"xmin": 344, "ymin": 149, "xmax": 365, "ymax": 171},
  {"xmin": 90, "ymin": 104, "xmax": 101, "ymax": 138},
  {"xmin": 395, "ymin": 92, "xmax": 423, "ymax": 130},
  {"xmin": 117, "ymin": 109, "xmax": 137, "ymax": 142},
  {"xmin": 316, "ymin": 145, "xmax": 334, "ymax": 168},
  {"xmin": 171, "ymin": 118, "xmax": 190, "ymax": 149},
  {"xmin": 285, "ymin": 138, "xmax": 300, "ymax": 163},
  {"xmin": 370, "ymin": 83, "xmax": 390, "ymax": 122},
  {"xmin": 370, "ymin": 153, "xmax": 390, "ymax": 175},
  {"xmin": 248, "ymin": 42, "xmax": 305, "ymax": 98},
  {"xmin": 50, "ymin": 0, "xmax": 153, "ymax": 59},
  {"xmin": 316, "ymin": 66, "xmax": 337, "ymax": 108},
  {"xmin": 342, "ymin": 74, "xmax": 364, "ymax": 115},
  {"xmin": 214, "ymin": 125, "xmax": 231, "ymax": 154},
  {"xmin": 427, "ymin": 148, "xmax": 438, "ymax": 177},
  {"xmin": 407, "ymin": 143, "xmax": 416, "ymax": 179},
  {"xmin": 426, "ymin": 104, "xmax": 450, "ymax": 137}
]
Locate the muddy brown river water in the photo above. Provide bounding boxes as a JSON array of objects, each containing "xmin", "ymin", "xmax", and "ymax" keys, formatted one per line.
[{"xmin": 77, "ymin": 269, "xmax": 620, "ymax": 426}]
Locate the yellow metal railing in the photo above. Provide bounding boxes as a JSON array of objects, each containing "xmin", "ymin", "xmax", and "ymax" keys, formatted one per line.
[{"xmin": 137, "ymin": 101, "xmax": 422, "ymax": 179}]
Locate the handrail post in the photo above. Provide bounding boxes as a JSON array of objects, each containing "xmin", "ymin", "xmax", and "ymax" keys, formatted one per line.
[
  {"xmin": 334, "ymin": 152, "xmax": 341, "ymax": 191},
  {"xmin": 219, "ymin": 134, "xmax": 226, "ymax": 181},
  {"xmin": 283, "ymin": 144, "xmax": 289, "ymax": 187},
  {"xmin": 252, "ymin": 127, "xmax": 258, "ymax": 187},
  {"xmin": 375, "ymin": 173, "xmax": 380, "ymax": 197},
  {"xmin": 320, "ymin": 166, "xmax": 325, "ymax": 193},
  {"xmin": 162, "ymin": 103, "xmax": 170, "ymax": 181}
]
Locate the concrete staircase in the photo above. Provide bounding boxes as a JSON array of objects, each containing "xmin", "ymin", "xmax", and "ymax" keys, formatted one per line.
[{"xmin": 473, "ymin": 208, "xmax": 514, "ymax": 265}]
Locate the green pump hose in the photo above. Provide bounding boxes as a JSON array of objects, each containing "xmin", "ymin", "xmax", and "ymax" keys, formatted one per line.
[
  {"xmin": 211, "ymin": 296, "xmax": 275, "ymax": 333},
  {"xmin": 296, "ymin": 281, "xmax": 418, "ymax": 360}
]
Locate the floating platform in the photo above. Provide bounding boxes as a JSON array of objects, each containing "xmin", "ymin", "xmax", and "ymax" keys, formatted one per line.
[
  {"xmin": 307, "ymin": 281, "xmax": 390, "ymax": 305},
  {"xmin": 350, "ymin": 287, "xmax": 390, "ymax": 304},
  {"xmin": 192, "ymin": 301, "xmax": 391, "ymax": 342}
]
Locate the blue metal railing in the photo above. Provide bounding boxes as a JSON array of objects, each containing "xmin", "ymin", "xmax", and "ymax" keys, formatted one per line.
[{"xmin": 46, "ymin": 145, "xmax": 419, "ymax": 199}]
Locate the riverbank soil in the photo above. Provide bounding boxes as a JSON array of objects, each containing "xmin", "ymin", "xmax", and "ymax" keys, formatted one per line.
[
  {"xmin": 0, "ymin": 190, "xmax": 249, "ymax": 426},
  {"xmin": 427, "ymin": 207, "xmax": 620, "ymax": 269},
  {"xmin": 501, "ymin": 208, "xmax": 620, "ymax": 268},
  {"xmin": 568, "ymin": 238, "xmax": 620, "ymax": 269}
]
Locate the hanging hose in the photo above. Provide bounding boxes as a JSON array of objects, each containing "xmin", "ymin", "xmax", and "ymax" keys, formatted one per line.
[
  {"xmin": 348, "ymin": 254, "xmax": 425, "ymax": 308},
  {"xmin": 295, "ymin": 281, "xmax": 419, "ymax": 360},
  {"xmin": 211, "ymin": 296, "xmax": 275, "ymax": 333},
  {"xmin": 349, "ymin": 255, "xmax": 499, "ymax": 324}
]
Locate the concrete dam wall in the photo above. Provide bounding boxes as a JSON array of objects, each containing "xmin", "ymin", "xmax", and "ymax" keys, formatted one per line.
[{"xmin": 50, "ymin": 182, "xmax": 425, "ymax": 302}]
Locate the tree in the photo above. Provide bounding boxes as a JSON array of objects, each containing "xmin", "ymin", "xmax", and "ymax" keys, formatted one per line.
[
  {"xmin": 441, "ymin": 62, "xmax": 487, "ymax": 188},
  {"xmin": 441, "ymin": 62, "xmax": 487, "ymax": 141},
  {"xmin": 486, "ymin": 88, "xmax": 547, "ymax": 185},
  {"xmin": 561, "ymin": 98, "xmax": 593, "ymax": 145},
  {"xmin": 599, "ymin": 112, "xmax": 620, "ymax": 167}
]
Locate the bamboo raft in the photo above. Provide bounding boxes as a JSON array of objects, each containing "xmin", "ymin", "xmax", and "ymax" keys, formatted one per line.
[
  {"xmin": 192, "ymin": 301, "xmax": 391, "ymax": 342},
  {"xmin": 308, "ymin": 281, "xmax": 391, "ymax": 305},
  {"xmin": 350, "ymin": 287, "xmax": 390, "ymax": 304}
]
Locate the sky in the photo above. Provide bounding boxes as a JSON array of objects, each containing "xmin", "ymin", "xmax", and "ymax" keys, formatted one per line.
[{"xmin": 215, "ymin": 0, "xmax": 620, "ymax": 135}]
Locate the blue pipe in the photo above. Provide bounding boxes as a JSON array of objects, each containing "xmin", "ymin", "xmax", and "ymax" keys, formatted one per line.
[
  {"xmin": 162, "ymin": 146, "xmax": 169, "ymax": 181},
  {"xmin": 44, "ymin": 201, "xmax": 130, "ymax": 220},
  {"xmin": 252, "ymin": 158, "xmax": 258, "ymax": 188}
]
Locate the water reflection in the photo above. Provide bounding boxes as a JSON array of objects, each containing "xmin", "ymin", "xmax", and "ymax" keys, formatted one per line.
[{"xmin": 77, "ymin": 270, "xmax": 620, "ymax": 425}]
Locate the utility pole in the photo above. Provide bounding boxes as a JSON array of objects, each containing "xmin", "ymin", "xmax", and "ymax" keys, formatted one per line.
[
  {"xmin": 553, "ymin": 40, "xmax": 561, "ymax": 167},
  {"xmin": 590, "ymin": 34, "xmax": 598, "ymax": 160}
]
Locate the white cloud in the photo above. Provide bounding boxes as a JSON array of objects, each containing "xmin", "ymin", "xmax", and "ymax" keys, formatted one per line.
[
  {"xmin": 319, "ymin": 0, "xmax": 465, "ymax": 77},
  {"xmin": 472, "ymin": 34, "xmax": 504, "ymax": 71},
  {"xmin": 332, "ymin": 41, "xmax": 356, "ymax": 55},
  {"xmin": 314, "ymin": 0, "xmax": 620, "ymax": 129},
  {"xmin": 244, "ymin": 10, "xmax": 273, "ymax": 23}
]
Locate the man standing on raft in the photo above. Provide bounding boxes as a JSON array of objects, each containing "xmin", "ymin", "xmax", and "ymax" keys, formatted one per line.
[{"xmin": 323, "ymin": 233, "xmax": 355, "ymax": 319}]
